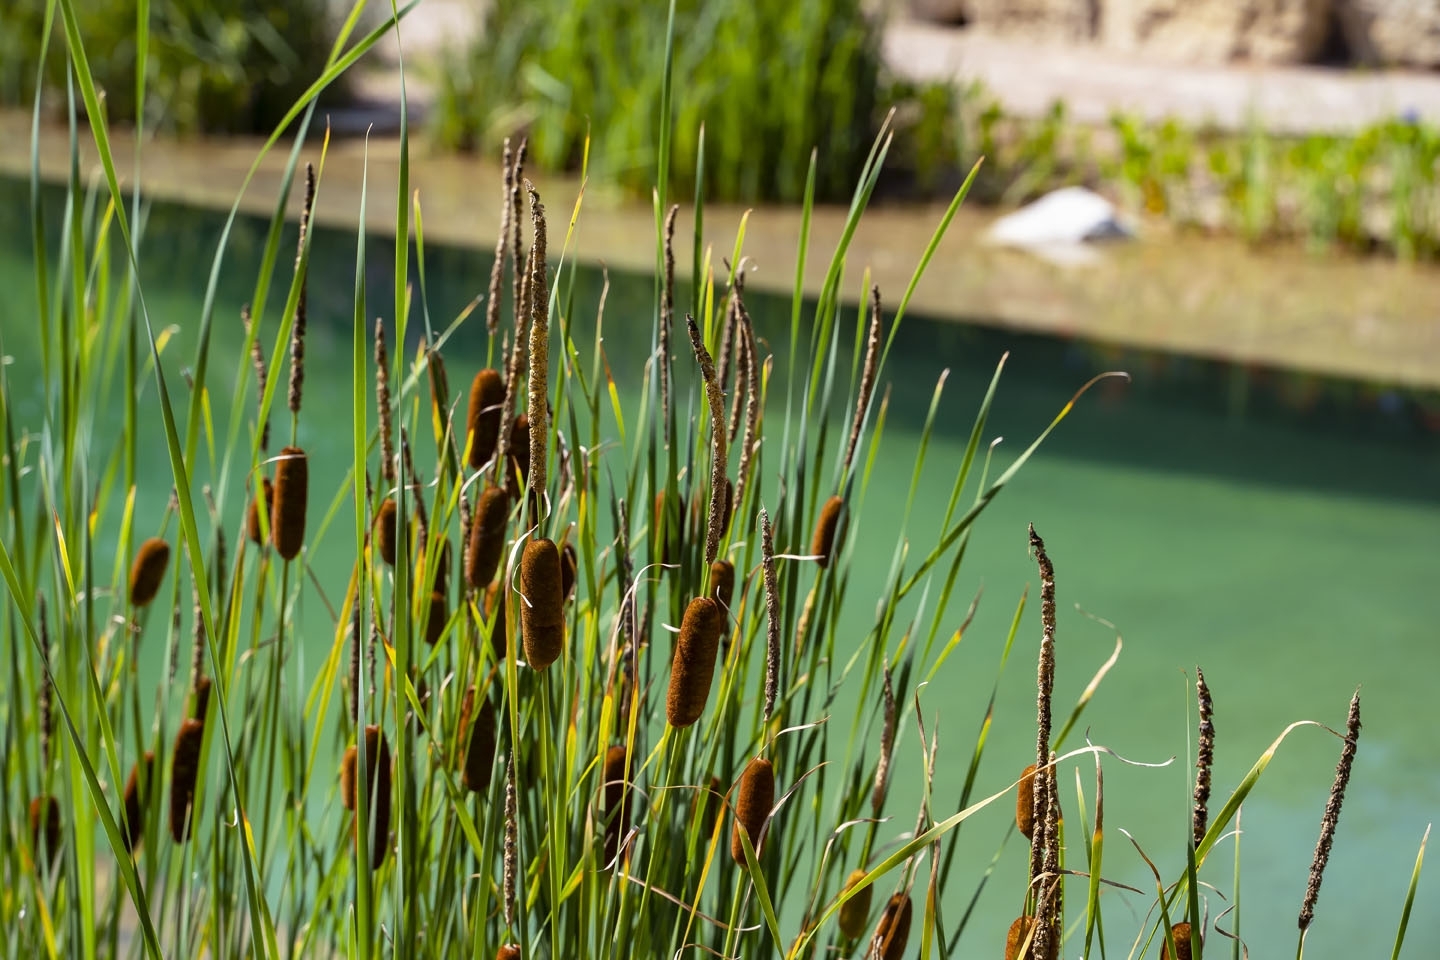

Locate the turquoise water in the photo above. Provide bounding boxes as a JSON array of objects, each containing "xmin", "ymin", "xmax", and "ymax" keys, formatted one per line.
[{"xmin": 1, "ymin": 179, "xmax": 1438, "ymax": 957}]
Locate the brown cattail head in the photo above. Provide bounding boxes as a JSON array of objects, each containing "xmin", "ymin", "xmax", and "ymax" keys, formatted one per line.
[
  {"xmin": 374, "ymin": 498, "xmax": 399, "ymax": 567},
  {"xmin": 1161, "ymin": 922, "xmax": 1195, "ymax": 960},
  {"xmin": 730, "ymin": 756, "xmax": 775, "ymax": 865},
  {"xmin": 602, "ymin": 744, "xmax": 630, "ymax": 866},
  {"xmin": 375, "ymin": 319, "xmax": 396, "ymax": 486},
  {"xmin": 506, "ymin": 414, "xmax": 531, "ymax": 499},
  {"xmin": 272, "ymin": 446, "xmax": 308, "ymax": 560},
  {"xmin": 666, "ymin": 597, "xmax": 724, "ymax": 728},
  {"xmin": 129, "ymin": 537, "xmax": 171, "ymax": 607},
  {"xmin": 870, "ymin": 893, "xmax": 912, "ymax": 960},
  {"xmin": 349, "ymin": 724, "xmax": 392, "ymax": 870},
  {"xmin": 29, "ymin": 795, "xmax": 61, "ymax": 867},
  {"xmin": 484, "ymin": 582, "xmax": 508, "ymax": 659},
  {"xmin": 287, "ymin": 163, "xmax": 315, "ymax": 417},
  {"xmin": 837, "ymin": 868, "xmax": 873, "ymax": 940},
  {"xmin": 458, "ymin": 686, "xmax": 497, "ymax": 793},
  {"xmin": 467, "ymin": 486, "xmax": 510, "ymax": 591},
  {"xmin": 246, "ymin": 477, "xmax": 273, "ymax": 546},
  {"xmin": 1193, "ymin": 667, "xmax": 1214, "ymax": 849},
  {"xmin": 341, "ymin": 744, "xmax": 359, "ymax": 811},
  {"xmin": 811, "ymin": 495, "xmax": 843, "ymax": 568},
  {"xmin": 122, "ymin": 751, "xmax": 157, "ymax": 853},
  {"xmin": 760, "ymin": 508, "xmax": 781, "ymax": 721},
  {"xmin": 560, "ymin": 541, "xmax": 578, "ymax": 602},
  {"xmin": 424, "ymin": 591, "xmax": 448, "ymax": 646},
  {"xmin": 466, "ymin": 369, "xmax": 506, "ymax": 470},
  {"xmin": 1005, "ymin": 915, "xmax": 1057, "ymax": 960},
  {"xmin": 495, "ymin": 946, "xmax": 520, "ymax": 960},
  {"xmin": 190, "ymin": 676, "xmax": 212, "ymax": 721},
  {"xmin": 169, "ymin": 717, "xmax": 205, "ymax": 843},
  {"xmin": 709, "ymin": 559, "xmax": 735, "ymax": 612},
  {"xmin": 519, "ymin": 538, "xmax": 564, "ymax": 670},
  {"xmin": 1299, "ymin": 689, "xmax": 1361, "ymax": 932},
  {"xmin": 1017, "ymin": 763, "xmax": 1038, "ymax": 840}
]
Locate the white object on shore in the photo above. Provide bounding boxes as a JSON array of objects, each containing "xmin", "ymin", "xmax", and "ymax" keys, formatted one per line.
[{"xmin": 986, "ymin": 187, "xmax": 1132, "ymax": 264}]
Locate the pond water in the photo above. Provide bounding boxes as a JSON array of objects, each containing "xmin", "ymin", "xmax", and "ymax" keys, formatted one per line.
[{"xmin": 1, "ymin": 176, "xmax": 1437, "ymax": 958}]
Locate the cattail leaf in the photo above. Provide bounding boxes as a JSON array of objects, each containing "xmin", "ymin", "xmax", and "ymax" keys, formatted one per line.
[{"xmin": 1390, "ymin": 824, "xmax": 1430, "ymax": 960}]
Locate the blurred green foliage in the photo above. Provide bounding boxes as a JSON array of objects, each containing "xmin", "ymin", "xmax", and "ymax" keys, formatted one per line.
[{"xmin": 0, "ymin": 0, "xmax": 339, "ymax": 134}]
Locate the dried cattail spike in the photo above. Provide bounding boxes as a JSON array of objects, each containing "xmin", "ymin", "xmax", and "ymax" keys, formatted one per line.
[
  {"xmin": 503, "ymin": 754, "xmax": 518, "ymax": 927},
  {"xmin": 373, "ymin": 498, "xmax": 399, "ymax": 567},
  {"xmin": 602, "ymin": 744, "xmax": 630, "ymax": 866},
  {"xmin": 375, "ymin": 319, "xmax": 396, "ymax": 486},
  {"xmin": 466, "ymin": 369, "xmax": 506, "ymax": 470},
  {"xmin": 246, "ymin": 477, "xmax": 273, "ymax": 546},
  {"xmin": 425, "ymin": 345, "xmax": 451, "ymax": 434},
  {"xmin": 659, "ymin": 205, "xmax": 678, "ymax": 449},
  {"xmin": 350, "ymin": 724, "xmax": 392, "ymax": 871},
  {"xmin": 496, "ymin": 945, "xmax": 520, "ymax": 960},
  {"xmin": 485, "ymin": 140, "xmax": 513, "ymax": 338},
  {"xmin": 466, "ymin": 487, "xmax": 510, "ymax": 591},
  {"xmin": 341, "ymin": 744, "xmax": 359, "ymax": 811},
  {"xmin": 29, "ymin": 795, "xmax": 61, "ymax": 867},
  {"xmin": 1017, "ymin": 762, "xmax": 1039, "ymax": 840},
  {"xmin": 560, "ymin": 541, "xmax": 578, "ymax": 602},
  {"xmin": 519, "ymin": 538, "xmax": 565, "ymax": 670},
  {"xmin": 1299, "ymin": 689, "xmax": 1361, "ymax": 932},
  {"xmin": 685, "ymin": 315, "xmax": 729, "ymax": 566},
  {"xmin": 837, "ymin": 868, "xmax": 873, "ymax": 940},
  {"xmin": 190, "ymin": 676, "xmax": 212, "ymax": 721},
  {"xmin": 666, "ymin": 597, "xmax": 724, "ymax": 728},
  {"xmin": 709, "ymin": 559, "xmax": 735, "ymax": 612},
  {"xmin": 424, "ymin": 591, "xmax": 448, "ymax": 646},
  {"xmin": 843, "ymin": 284, "xmax": 883, "ymax": 479},
  {"xmin": 760, "ymin": 508, "xmax": 781, "ymax": 721},
  {"xmin": 271, "ymin": 446, "xmax": 308, "ymax": 561},
  {"xmin": 872, "ymin": 666, "xmax": 897, "ymax": 818},
  {"xmin": 730, "ymin": 756, "xmax": 775, "ymax": 865},
  {"xmin": 122, "ymin": 750, "xmax": 157, "ymax": 853},
  {"xmin": 811, "ymin": 495, "xmax": 843, "ymax": 568},
  {"xmin": 484, "ymin": 582, "xmax": 507, "ymax": 659},
  {"xmin": 129, "ymin": 537, "xmax": 171, "ymax": 607},
  {"xmin": 169, "ymin": 717, "xmax": 205, "ymax": 843},
  {"xmin": 1193, "ymin": 667, "xmax": 1214, "ymax": 849},
  {"xmin": 524, "ymin": 181, "xmax": 550, "ymax": 511},
  {"xmin": 1005, "ymin": 915, "xmax": 1057, "ymax": 960},
  {"xmin": 870, "ymin": 892, "xmax": 912, "ymax": 960},
  {"xmin": 1161, "ymin": 922, "xmax": 1196, "ymax": 960},
  {"xmin": 458, "ymin": 686, "xmax": 497, "ymax": 793},
  {"xmin": 1028, "ymin": 524, "xmax": 1058, "ymax": 898},
  {"xmin": 244, "ymin": 304, "xmax": 270, "ymax": 451},
  {"xmin": 288, "ymin": 163, "xmax": 315, "ymax": 417}
]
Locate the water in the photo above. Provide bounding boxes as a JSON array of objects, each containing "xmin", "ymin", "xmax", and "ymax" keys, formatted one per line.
[{"xmin": 1, "ymin": 178, "xmax": 1437, "ymax": 957}]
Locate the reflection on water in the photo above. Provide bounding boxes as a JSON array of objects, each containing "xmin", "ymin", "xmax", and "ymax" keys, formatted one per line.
[{"xmin": 1, "ymin": 179, "xmax": 1437, "ymax": 958}]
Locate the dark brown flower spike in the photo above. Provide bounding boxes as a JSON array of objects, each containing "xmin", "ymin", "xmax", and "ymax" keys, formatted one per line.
[
  {"xmin": 458, "ymin": 686, "xmax": 497, "ymax": 793},
  {"xmin": 870, "ymin": 892, "xmax": 912, "ymax": 960},
  {"xmin": 560, "ymin": 541, "xmax": 578, "ymax": 602},
  {"xmin": 28, "ymin": 796, "xmax": 61, "ymax": 867},
  {"xmin": 424, "ymin": 591, "xmax": 448, "ymax": 646},
  {"xmin": 245, "ymin": 477, "xmax": 273, "ymax": 546},
  {"xmin": 1005, "ymin": 915, "xmax": 1057, "ymax": 960},
  {"xmin": 190, "ymin": 676, "xmax": 212, "ymax": 722},
  {"xmin": 496, "ymin": 945, "xmax": 520, "ymax": 960},
  {"xmin": 122, "ymin": 751, "xmax": 157, "ymax": 853},
  {"xmin": 1161, "ymin": 922, "xmax": 1196, "ymax": 960},
  {"xmin": 272, "ymin": 446, "xmax": 308, "ymax": 560},
  {"xmin": 811, "ymin": 495, "xmax": 843, "ymax": 567},
  {"xmin": 1193, "ymin": 667, "xmax": 1214, "ymax": 849},
  {"xmin": 287, "ymin": 162, "xmax": 315, "ymax": 418},
  {"xmin": 709, "ymin": 559, "xmax": 735, "ymax": 613},
  {"xmin": 1299, "ymin": 690, "xmax": 1361, "ymax": 932},
  {"xmin": 466, "ymin": 369, "xmax": 506, "ymax": 470},
  {"xmin": 731, "ymin": 756, "xmax": 775, "ymax": 865},
  {"xmin": 129, "ymin": 537, "xmax": 171, "ymax": 607},
  {"xmin": 169, "ymin": 717, "xmax": 205, "ymax": 843},
  {"xmin": 466, "ymin": 486, "xmax": 510, "ymax": 591},
  {"xmin": 343, "ymin": 724, "xmax": 392, "ymax": 869},
  {"xmin": 520, "ymin": 538, "xmax": 564, "ymax": 670},
  {"xmin": 1017, "ymin": 762, "xmax": 1038, "ymax": 840},
  {"xmin": 373, "ymin": 498, "xmax": 399, "ymax": 567},
  {"xmin": 837, "ymin": 868, "xmax": 872, "ymax": 939},
  {"xmin": 602, "ymin": 744, "xmax": 630, "ymax": 866},
  {"xmin": 666, "ymin": 597, "xmax": 724, "ymax": 728},
  {"xmin": 484, "ymin": 582, "xmax": 507, "ymax": 659}
]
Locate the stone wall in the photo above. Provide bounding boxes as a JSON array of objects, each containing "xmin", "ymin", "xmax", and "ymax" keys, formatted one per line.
[{"xmin": 910, "ymin": 0, "xmax": 1440, "ymax": 69}]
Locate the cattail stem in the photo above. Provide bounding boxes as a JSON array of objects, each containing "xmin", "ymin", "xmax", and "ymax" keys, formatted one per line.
[
  {"xmin": 1193, "ymin": 666, "xmax": 1214, "ymax": 849},
  {"xmin": 843, "ymin": 284, "xmax": 883, "ymax": 480},
  {"xmin": 760, "ymin": 508, "xmax": 780, "ymax": 721},
  {"xmin": 1299, "ymin": 690, "xmax": 1361, "ymax": 933},
  {"xmin": 686, "ymin": 315, "xmax": 728, "ymax": 565}
]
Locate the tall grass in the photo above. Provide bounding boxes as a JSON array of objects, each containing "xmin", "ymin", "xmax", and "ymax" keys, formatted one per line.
[{"xmin": 0, "ymin": 4, "xmax": 1430, "ymax": 959}]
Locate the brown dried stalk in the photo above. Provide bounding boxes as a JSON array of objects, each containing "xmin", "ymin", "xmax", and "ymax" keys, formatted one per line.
[
  {"xmin": 842, "ymin": 284, "xmax": 883, "ymax": 480},
  {"xmin": 733, "ymin": 295, "xmax": 762, "ymax": 514},
  {"xmin": 287, "ymin": 163, "xmax": 315, "ymax": 418},
  {"xmin": 659, "ymin": 205, "xmax": 678, "ymax": 449},
  {"xmin": 686, "ymin": 316, "xmax": 728, "ymax": 565},
  {"xmin": 244, "ymin": 305, "xmax": 270, "ymax": 451},
  {"xmin": 375, "ymin": 319, "xmax": 396, "ymax": 486},
  {"xmin": 760, "ymin": 508, "xmax": 781, "ymax": 721},
  {"xmin": 524, "ymin": 181, "xmax": 550, "ymax": 517},
  {"xmin": 1027, "ymin": 523, "xmax": 1057, "ymax": 950},
  {"xmin": 485, "ymin": 139, "xmax": 514, "ymax": 338},
  {"xmin": 1299, "ymin": 690, "xmax": 1361, "ymax": 932},
  {"xmin": 1193, "ymin": 666, "xmax": 1214, "ymax": 849},
  {"xmin": 871, "ymin": 666, "xmax": 895, "ymax": 817}
]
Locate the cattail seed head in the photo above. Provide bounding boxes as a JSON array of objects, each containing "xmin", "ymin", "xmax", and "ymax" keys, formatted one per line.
[
  {"xmin": 602, "ymin": 744, "xmax": 630, "ymax": 866},
  {"xmin": 760, "ymin": 508, "xmax": 781, "ymax": 721},
  {"xmin": 191, "ymin": 676, "xmax": 212, "ymax": 721},
  {"xmin": 246, "ymin": 477, "xmax": 273, "ymax": 546},
  {"xmin": 350, "ymin": 725, "xmax": 392, "ymax": 870},
  {"xmin": 1299, "ymin": 690, "xmax": 1361, "ymax": 931},
  {"xmin": 520, "ymin": 538, "xmax": 565, "ymax": 670},
  {"xmin": 373, "ymin": 498, "xmax": 399, "ymax": 567},
  {"xmin": 122, "ymin": 751, "xmax": 157, "ymax": 853},
  {"xmin": 424, "ymin": 591, "xmax": 448, "ymax": 646},
  {"xmin": 811, "ymin": 495, "xmax": 843, "ymax": 567},
  {"xmin": 496, "ymin": 945, "xmax": 520, "ymax": 960},
  {"xmin": 169, "ymin": 717, "xmax": 205, "ymax": 843},
  {"xmin": 872, "ymin": 666, "xmax": 896, "ymax": 818},
  {"xmin": 709, "ymin": 559, "xmax": 735, "ymax": 612},
  {"xmin": 870, "ymin": 893, "xmax": 912, "ymax": 960},
  {"xmin": 1193, "ymin": 667, "xmax": 1214, "ymax": 849},
  {"xmin": 375, "ymin": 319, "xmax": 396, "ymax": 486},
  {"xmin": 685, "ymin": 315, "xmax": 729, "ymax": 566},
  {"xmin": 506, "ymin": 414, "xmax": 530, "ymax": 499},
  {"xmin": 129, "ymin": 537, "xmax": 171, "ymax": 607},
  {"xmin": 1161, "ymin": 922, "xmax": 1195, "ymax": 960},
  {"xmin": 458, "ymin": 686, "xmax": 497, "ymax": 793},
  {"xmin": 29, "ymin": 795, "xmax": 61, "ymax": 867},
  {"xmin": 287, "ymin": 163, "xmax": 314, "ymax": 417},
  {"xmin": 1005, "ymin": 915, "xmax": 1057, "ymax": 960},
  {"xmin": 1017, "ymin": 763, "xmax": 1038, "ymax": 840},
  {"xmin": 466, "ymin": 369, "xmax": 506, "ymax": 470},
  {"xmin": 731, "ymin": 756, "xmax": 775, "ymax": 865},
  {"xmin": 271, "ymin": 446, "xmax": 308, "ymax": 560},
  {"xmin": 666, "ymin": 597, "xmax": 724, "ymax": 728},
  {"xmin": 837, "ymin": 868, "xmax": 872, "ymax": 940},
  {"xmin": 466, "ymin": 487, "xmax": 510, "ymax": 591}
]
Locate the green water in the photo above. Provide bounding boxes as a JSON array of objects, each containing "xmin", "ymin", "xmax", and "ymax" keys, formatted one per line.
[{"xmin": 1, "ymin": 181, "xmax": 1437, "ymax": 958}]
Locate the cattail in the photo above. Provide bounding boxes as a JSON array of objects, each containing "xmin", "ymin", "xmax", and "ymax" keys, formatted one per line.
[
  {"xmin": 122, "ymin": 751, "xmax": 157, "ymax": 853},
  {"xmin": 1193, "ymin": 667, "xmax": 1214, "ymax": 849},
  {"xmin": 837, "ymin": 868, "xmax": 872, "ymax": 939},
  {"xmin": 1161, "ymin": 922, "xmax": 1195, "ymax": 960},
  {"xmin": 1299, "ymin": 690, "xmax": 1361, "ymax": 932},
  {"xmin": 466, "ymin": 487, "xmax": 510, "ymax": 591},
  {"xmin": 872, "ymin": 667, "xmax": 896, "ymax": 817},
  {"xmin": 686, "ymin": 316, "xmax": 729, "ymax": 565},
  {"xmin": 843, "ymin": 285, "xmax": 883, "ymax": 479},
  {"xmin": 347, "ymin": 724, "xmax": 392, "ymax": 870},
  {"xmin": 466, "ymin": 369, "xmax": 506, "ymax": 470},
  {"xmin": 190, "ymin": 676, "xmax": 212, "ymax": 721},
  {"xmin": 760, "ymin": 508, "xmax": 781, "ymax": 721},
  {"xmin": 400, "ymin": 429, "xmax": 429, "ymax": 540},
  {"xmin": 458, "ymin": 686, "xmax": 497, "ymax": 793},
  {"xmin": 484, "ymin": 582, "xmax": 507, "ymax": 659},
  {"xmin": 520, "ymin": 538, "xmax": 564, "ymax": 670},
  {"xmin": 129, "ymin": 537, "xmax": 171, "ymax": 607},
  {"xmin": 733, "ymin": 291, "xmax": 762, "ymax": 512},
  {"xmin": 709, "ymin": 559, "xmax": 735, "ymax": 612},
  {"xmin": 666, "ymin": 597, "xmax": 723, "ymax": 728},
  {"xmin": 425, "ymin": 345, "xmax": 451, "ymax": 445},
  {"xmin": 374, "ymin": 498, "xmax": 399, "ymax": 567},
  {"xmin": 524, "ymin": 181, "xmax": 550, "ymax": 513},
  {"xmin": 870, "ymin": 893, "xmax": 912, "ymax": 960},
  {"xmin": 811, "ymin": 496, "xmax": 843, "ymax": 568},
  {"xmin": 1034, "ymin": 751, "xmax": 1063, "ymax": 955},
  {"xmin": 246, "ymin": 477, "xmax": 273, "ymax": 546},
  {"xmin": 509, "ymin": 140, "xmax": 527, "ymax": 326},
  {"xmin": 1017, "ymin": 763, "xmax": 1038, "ymax": 840},
  {"xmin": 485, "ymin": 140, "xmax": 513, "ymax": 338},
  {"xmin": 424, "ymin": 591, "xmax": 448, "ymax": 646},
  {"xmin": 496, "ymin": 946, "xmax": 520, "ymax": 960},
  {"xmin": 375, "ymin": 319, "xmax": 396, "ymax": 486},
  {"xmin": 29, "ymin": 795, "xmax": 61, "ymax": 866},
  {"xmin": 287, "ymin": 163, "xmax": 315, "ymax": 417},
  {"xmin": 726, "ymin": 306, "xmax": 746, "ymax": 443},
  {"xmin": 560, "ymin": 541, "xmax": 578, "ymax": 602},
  {"xmin": 731, "ymin": 756, "xmax": 775, "ymax": 865},
  {"xmin": 245, "ymin": 304, "xmax": 270, "ymax": 451},
  {"xmin": 1005, "ymin": 915, "xmax": 1057, "ymax": 960},
  {"xmin": 602, "ymin": 744, "xmax": 630, "ymax": 866},
  {"xmin": 503, "ymin": 754, "xmax": 518, "ymax": 927},
  {"xmin": 272, "ymin": 446, "xmax": 308, "ymax": 560},
  {"xmin": 505, "ymin": 414, "xmax": 531, "ymax": 499},
  {"xmin": 418, "ymin": 535, "xmax": 452, "ymax": 598},
  {"xmin": 169, "ymin": 717, "xmax": 205, "ymax": 843},
  {"xmin": 1027, "ymin": 524, "xmax": 1057, "ymax": 913},
  {"xmin": 659, "ymin": 205, "xmax": 678, "ymax": 449}
]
